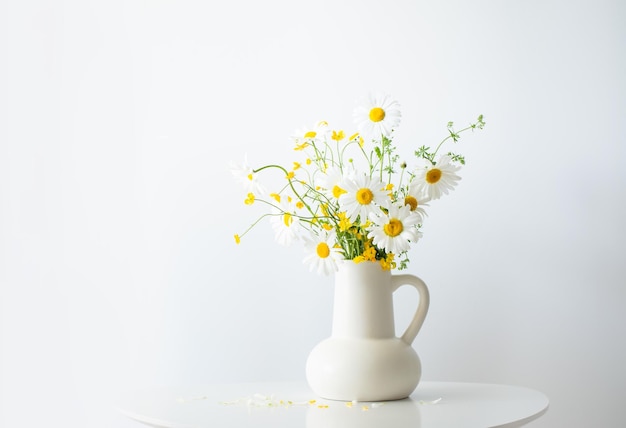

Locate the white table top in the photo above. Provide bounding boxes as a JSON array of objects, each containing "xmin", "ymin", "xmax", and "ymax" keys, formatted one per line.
[{"xmin": 117, "ymin": 381, "xmax": 549, "ymax": 428}]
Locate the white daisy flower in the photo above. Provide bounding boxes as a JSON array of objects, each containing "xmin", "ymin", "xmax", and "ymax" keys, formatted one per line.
[
  {"xmin": 291, "ymin": 121, "xmax": 329, "ymax": 147},
  {"xmin": 403, "ymin": 182, "xmax": 430, "ymax": 218},
  {"xmin": 339, "ymin": 174, "xmax": 388, "ymax": 223},
  {"xmin": 302, "ymin": 231, "xmax": 343, "ymax": 275},
  {"xmin": 229, "ymin": 155, "xmax": 266, "ymax": 195},
  {"xmin": 353, "ymin": 93, "xmax": 401, "ymax": 140},
  {"xmin": 368, "ymin": 202, "xmax": 423, "ymax": 254},
  {"xmin": 316, "ymin": 165, "xmax": 355, "ymax": 200},
  {"xmin": 270, "ymin": 200, "xmax": 302, "ymax": 247},
  {"xmin": 412, "ymin": 155, "xmax": 461, "ymax": 200}
]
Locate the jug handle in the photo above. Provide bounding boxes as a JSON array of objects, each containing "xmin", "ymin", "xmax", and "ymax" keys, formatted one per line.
[{"xmin": 391, "ymin": 274, "xmax": 430, "ymax": 345}]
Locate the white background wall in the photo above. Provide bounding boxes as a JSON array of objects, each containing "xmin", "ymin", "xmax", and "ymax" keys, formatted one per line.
[{"xmin": 1, "ymin": 0, "xmax": 625, "ymax": 427}]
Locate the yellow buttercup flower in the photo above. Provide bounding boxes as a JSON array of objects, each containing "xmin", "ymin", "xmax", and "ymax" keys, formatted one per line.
[
  {"xmin": 333, "ymin": 185, "xmax": 347, "ymax": 199},
  {"xmin": 270, "ymin": 193, "xmax": 281, "ymax": 203},
  {"xmin": 338, "ymin": 212, "xmax": 351, "ymax": 231},
  {"xmin": 362, "ymin": 246, "xmax": 377, "ymax": 261},
  {"xmin": 332, "ymin": 130, "xmax": 345, "ymax": 141},
  {"xmin": 380, "ymin": 258, "xmax": 394, "ymax": 271},
  {"xmin": 349, "ymin": 132, "xmax": 364, "ymax": 147}
]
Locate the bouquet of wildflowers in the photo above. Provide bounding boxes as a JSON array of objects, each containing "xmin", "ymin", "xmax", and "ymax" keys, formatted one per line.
[{"xmin": 231, "ymin": 94, "xmax": 484, "ymax": 275}]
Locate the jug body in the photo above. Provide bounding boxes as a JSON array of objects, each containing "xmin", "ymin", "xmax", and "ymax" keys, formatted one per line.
[{"xmin": 306, "ymin": 261, "xmax": 429, "ymax": 401}]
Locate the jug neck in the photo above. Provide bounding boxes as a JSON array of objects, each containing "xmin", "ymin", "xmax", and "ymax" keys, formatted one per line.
[{"xmin": 331, "ymin": 261, "xmax": 396, "ymax": 339}]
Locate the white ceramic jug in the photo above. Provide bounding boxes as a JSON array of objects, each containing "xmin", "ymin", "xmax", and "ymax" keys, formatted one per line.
[{"xmin": 306, "ymin": 260, "xmax": 430, "ymax": 401}]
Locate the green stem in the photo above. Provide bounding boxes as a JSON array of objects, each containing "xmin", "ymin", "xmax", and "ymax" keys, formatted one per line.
[
  {"xmin": 431, "ymin": 122, "xmax": 478, "ymax": 159},
  {"xmin": 253, "ymin": 164, "xmax": 317, "ymax": 218}
]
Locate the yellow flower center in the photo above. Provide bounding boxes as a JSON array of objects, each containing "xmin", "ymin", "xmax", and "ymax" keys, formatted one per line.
[
  {"xmin": 304, "ymin": 131, "xmax": 317, "ymax": 139},
  {"xmin": 316, "ymin": 242, "xmax": 330, "ymax": 258},
  {"xmin": 369, "ymin": 107, "xmax": 386, "ymax": 123},
  {"xmin": 384, "ymin": 218, "xmax": 403, "ymax": 237},
  {"xmin": 332, "ymin": 185, "xmax": 347, "ymax": 198},
  {"xmin": 404, "ymin": 195, "xmax": 418, "ymax": 211},
  {"xmin": 356, "ymin": 188, "xmax": 374, "ymax": 205},
  {"xmin": 426, "ymin": 168, "xmax": 442, "ymax": 184}
]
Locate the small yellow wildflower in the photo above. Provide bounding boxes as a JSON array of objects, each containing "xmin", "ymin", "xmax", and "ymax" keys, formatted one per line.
[
  {"xmin": 296, "ymin": 201, "xmax": 305, "ymax": 209},
  {"xmin": 306, "ymin": 158, "xmax": 312, "ymax": 165},
  {"xmin": 380, "ymin": 253, "xmax": 396, "ymax": 270},
  {"xmin": 353, "ymin": 255, "xmax": 366, "ymax": 264},
  {"xmin": 286, "ymin": 171, "xmax": 295, "ymax": 180},
  {"xmin": 338, "ymin": 212, "xmax": 351, "ymax": 231},
  {"xmin": 294, "ymin": 142, "xmax": 309, "ymax": 151},
  {"xmin": 322, "ymin": 223, "xmax": 333, "ymax": 231},
  {"xmin": 244, "ymin": 193, "xmax": 255, "ymax": 205},
  {"xmin": 270, "ymin": 193, "xmax": 281, "ymax": 203},
  {"xmin": 293, "ymin": 162, "xmax": 301, "ymax": 170},
  {"xmin": 332, "ymin": 185, "xmax": 347, "ymax": 199},
  {"xmin": 234, "ymin": 234, "xmax": 241, "ymax": 244},
  {"xmin": 332, "ymin": 130, "xmax": 345, "ymax": 141},
  {"xmin": 363, "ymin": 246, "xmax": 377, "ymax": 261},
  {"xmin": 350, "ymin": 132, "xmax": 364, "ymax": 147}
]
